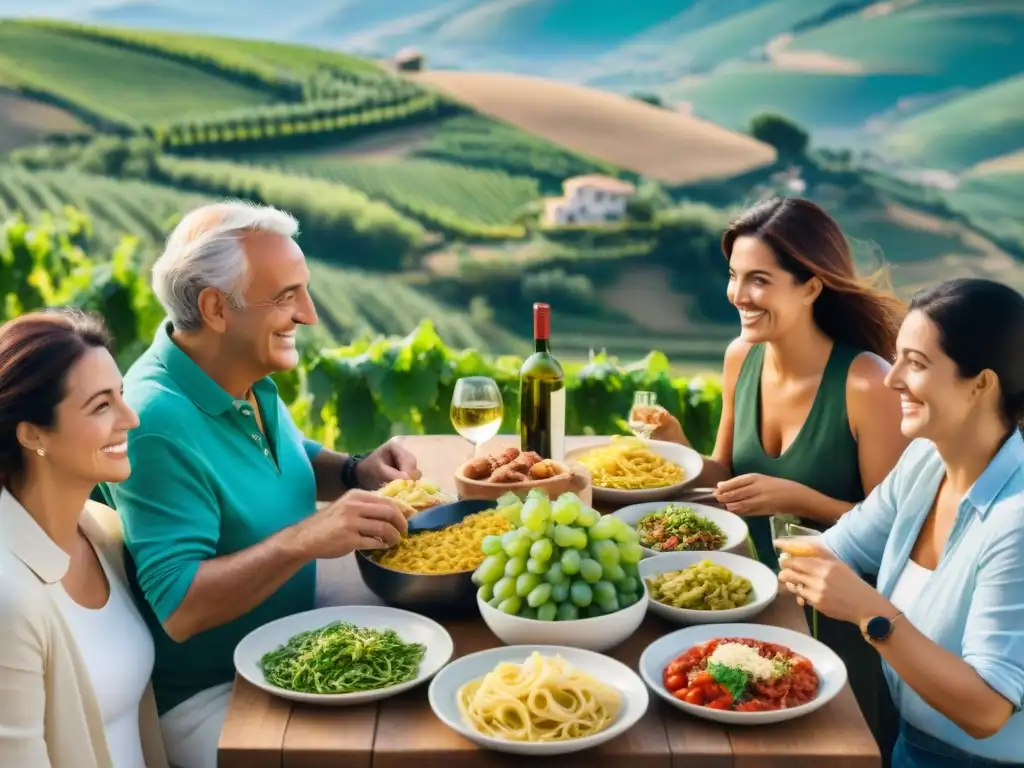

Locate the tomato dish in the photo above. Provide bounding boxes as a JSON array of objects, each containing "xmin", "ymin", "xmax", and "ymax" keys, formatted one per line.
[{"xmin": 662, "ymin": 637, "xmax": 819, "ymax": 712}]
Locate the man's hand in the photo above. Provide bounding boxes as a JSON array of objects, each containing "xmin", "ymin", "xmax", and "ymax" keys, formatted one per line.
[
  {"xmin": 355, "ymin": 437, "xmax": 421, "ymax": 490},
  {"xmin": 293, "ymin": 489, "xmax": 408, "ymax": 559}
]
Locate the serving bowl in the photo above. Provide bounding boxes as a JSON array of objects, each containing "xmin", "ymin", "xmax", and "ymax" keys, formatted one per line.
[
  {"xmin": 638, "ymin": 623, "xmax": 847, "ymax": 725},
  {"xmin": 638, "ymin": 550, "xmax": 778, "ymax": 625},
  {"xmin": 476, "ymin": 580, "xmax": 648, "ymax": 652},
  {"xmin": 564, "ymin": 439, "xmax": 703, "ymax": 503},
  {"xmin": 356, "ymin": 498, "xmax": 499, "ymax": 618},
  {"xmin": 611, "ymin": 501, "xmax": 749, "ymax": 557},
  {"xmin": 428, "ymin": 644, "xmax": 649, "ymax": 755},
  {"xmin": 454, "ymin": 457, "xmax": 593, "ymax": 505},
  {"xmin": 234, "ymin": 605, "xmax": 454, "ymax": 706}
]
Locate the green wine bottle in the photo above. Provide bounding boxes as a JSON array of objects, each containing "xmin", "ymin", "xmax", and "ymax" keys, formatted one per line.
[{"xmin": 519, "ymin": 302, "xmax": 566, "ymax": 460}]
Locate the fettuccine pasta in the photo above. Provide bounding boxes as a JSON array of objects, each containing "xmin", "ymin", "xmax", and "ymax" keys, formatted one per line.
[
  {"xmin": 374, "ymin": 512, "xmax": 511, "ymax": 574},
  {"xmin": 457, "ymin": 652, "xmax": 620, "ymax": 742},
  {"xmin": 576, "ymin": 436, "xmax": 684, "ymax": 489}
]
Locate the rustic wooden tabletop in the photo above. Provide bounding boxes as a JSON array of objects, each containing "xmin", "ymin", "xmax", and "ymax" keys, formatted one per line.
[{"xmin": 217, "ymin": 434, "xmax": 881, "ymax": 768}]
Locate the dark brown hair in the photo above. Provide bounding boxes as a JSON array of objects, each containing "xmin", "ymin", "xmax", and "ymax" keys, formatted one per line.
[
  {"xmin": 722, "ymin": 197, "xmax": 905, "ymax": 360},
  {"xmin": 910, "ymin": 278, "xmax": 1024, "ymax": 429},
  {"xmin": 0, "ymin": 309, "xmax": 113, "ymax": 484}
]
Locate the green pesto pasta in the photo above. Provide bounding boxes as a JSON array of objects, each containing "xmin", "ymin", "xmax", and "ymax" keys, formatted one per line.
[
  {"xmin": 259, "ymin": 621, "xmax": 426, "ymax": 694},
  {"xmin": 644, "ymin": 559, "xmax": 753, "ymax": 611}
]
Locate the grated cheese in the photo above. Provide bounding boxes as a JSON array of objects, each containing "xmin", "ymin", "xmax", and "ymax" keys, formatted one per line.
[{"xmin": 708, "ymin": 643, "xmax": 776, "ymax": 680}]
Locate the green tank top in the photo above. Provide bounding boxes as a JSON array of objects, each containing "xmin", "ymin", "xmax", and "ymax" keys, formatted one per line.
[{"xmin": 731, "ymin": 342, "xmax": 865, "ymax": 569}]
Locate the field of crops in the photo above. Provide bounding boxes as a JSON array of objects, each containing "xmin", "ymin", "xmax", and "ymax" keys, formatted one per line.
[
  {"xmin": 307, "ymin": 260, "xmax": 528, "ymax": 354},
  {"xmin": 263, "ymin": 156, "xmax": 539, "ymax": 226},
  {"xmin": 410, "ymin": 115, "xmax": 615, "ymax": 183},
  {"xmin": 21, "ymin": 19, "xmax": 382, "ymax": 86},
  {"xmin": 0, "ymin": 22, "xmax": 277, "ymax": 125},
  {"xmin": 0, "ymin": 165, "xmax": 208, "ymax": 255},
  {"xmin": 162, "ymin": 92, "xmax": 449, "ymax": 150}
]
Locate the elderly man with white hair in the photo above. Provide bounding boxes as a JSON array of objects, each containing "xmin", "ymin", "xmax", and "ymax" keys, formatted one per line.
[{"xmin": 98, "ymin": 200, "xmax": 415, "ymax": 768}]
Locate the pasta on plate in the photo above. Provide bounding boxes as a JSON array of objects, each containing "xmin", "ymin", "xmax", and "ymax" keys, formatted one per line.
[
  {"xmin": 645, "ymin": 560, "xmax": 753, "ymax": 611},
  {"xmin": 576, "ymin": 437, "xmax": 684, "ymax": 490},
  {"xmin": 458, "ymin": 652, "xmax": 620, "ymax": 742}
]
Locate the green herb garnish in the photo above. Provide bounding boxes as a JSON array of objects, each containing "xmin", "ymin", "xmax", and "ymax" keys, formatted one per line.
[{"xmin": 708, "ymin": 661, "xmax": 749, "ymax": 700}]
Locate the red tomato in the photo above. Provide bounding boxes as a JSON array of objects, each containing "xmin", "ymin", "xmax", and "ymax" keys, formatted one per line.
[
  {"xmin": 665, "ymin": 674, "xmax": 685, "ymax": 692},
  {"xmin": 707, "ymin": 698, "xmax": 732, "ymax": 710},
  {"xmin": 691, "ymin": 671, "xmax": 713, "ymax": 688},
  {"xmin": 684, "ymin": 688, "xmax": 705, "ymax": 706},
  {"xmin": 699, "ymin": 681, "xmax": 722, "ymax": 699},
  {"xmin": 666, "ymin": 660, "xmax": 687, "ymax": 677}
]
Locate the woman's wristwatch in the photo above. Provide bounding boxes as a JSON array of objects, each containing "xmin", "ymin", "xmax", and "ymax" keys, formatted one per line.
[{"xmin": 862, "ymin": 611, "xmax": 904, "ymax": 643}]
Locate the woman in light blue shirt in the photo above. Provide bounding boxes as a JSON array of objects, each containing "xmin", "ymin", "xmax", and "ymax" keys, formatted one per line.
[{"xmin": 778, "ymin": 277, "xmax": 1024, "ymax": 766}]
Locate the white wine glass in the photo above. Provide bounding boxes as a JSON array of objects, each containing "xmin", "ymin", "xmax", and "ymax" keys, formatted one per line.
[
  {"xmin": 771, "ymin": 515, "xmax": 823, "ymax": 563},
  {"xmin": 450, "ymin": 377, "xmax": 504, "ymax": 456},
  {"xmin": 628, "ymin": 390, "xmax": 658, "ymax": 439}
]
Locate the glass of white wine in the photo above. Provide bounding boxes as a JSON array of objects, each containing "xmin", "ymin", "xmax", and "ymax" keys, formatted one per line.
[
  {"xmin": 771, "ymin": 515, "xmax": 823, "ymax": 563},
  {"xmin": 628, "ymin": 390, "xmax": 658, "ymax": 439},
  {"xmin": 450, "ymin": 377, "xmax": 504, "ymax": 455}
]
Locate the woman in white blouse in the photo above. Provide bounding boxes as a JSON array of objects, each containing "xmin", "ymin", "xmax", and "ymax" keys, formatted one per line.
[{"xmin": 0, "ymin": 310, "xmax": 168, "ymax": 768}]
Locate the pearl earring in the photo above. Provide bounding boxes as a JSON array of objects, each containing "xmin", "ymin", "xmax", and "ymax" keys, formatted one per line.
[{"xmin": 36, "ymin": 448, "xmax": 45, "ymax": 457}]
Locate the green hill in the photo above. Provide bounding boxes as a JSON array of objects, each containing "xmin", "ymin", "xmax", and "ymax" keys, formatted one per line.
[
  {"xmin": 0, "ymin": 22, "xmax": 278, "ymax": 126},
  {"xmin": 885, "ymin": 75, "xmax": 1024, "ymax": 169},
  {"xmin": 671, "ymin": 0, "xmax": 1024, "ymax": 149}
]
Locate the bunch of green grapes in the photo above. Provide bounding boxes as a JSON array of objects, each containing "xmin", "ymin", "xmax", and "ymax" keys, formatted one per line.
[{"xmin": 471, "ymin": 490, "xmax": 645, "ymax": 621}]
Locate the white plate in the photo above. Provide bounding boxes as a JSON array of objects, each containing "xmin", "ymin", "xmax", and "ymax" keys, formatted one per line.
[
  {"xmin": 234, "ymin": 605, "xmax": 454, "ymax": 705},
  {"xmin": 428, "ymin": 644, "xmax": 649, "ymax": 755},
  {"xmin": 638, "ymin": 623, "xmax": 847, "ymax": 725},
  {"xmin": 564, "ymin": 439, "xmax": 703, "ymax": 503},
  {"xmin": 638, "ymin": 551, "xmax": 778, "ymax": 624},
  {"xmin": 611, "ymin": 501, "xmax": 749, "ymax": 557}
]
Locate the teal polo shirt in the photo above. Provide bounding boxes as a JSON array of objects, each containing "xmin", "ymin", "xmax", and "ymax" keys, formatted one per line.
[{"xmin": 99, "ymin": 321, "xmax": 322, "ymax": 714}]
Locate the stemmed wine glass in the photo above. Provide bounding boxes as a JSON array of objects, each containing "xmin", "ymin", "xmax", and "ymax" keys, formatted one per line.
[
  {"xmin": 628, "ymin": 390, "xmax": 658, "ymax": 439},
  {"xmin": 450, "ymin": 377, "xmax": 504, "ymax": 456}
]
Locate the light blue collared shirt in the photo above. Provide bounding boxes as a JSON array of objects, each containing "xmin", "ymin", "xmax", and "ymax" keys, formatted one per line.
[{"xmin": 822, "ymin": 431, "xmax": 1024, "ymax": 763}]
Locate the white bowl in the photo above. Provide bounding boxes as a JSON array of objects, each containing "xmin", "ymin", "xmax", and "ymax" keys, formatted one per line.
[
  {"xmin": 611, "ymin": 501, "xmax": 749, "ymax": 557},
  {"xmin": 234, "ymin": 605, "xmax": 454, "ymax": 705},
  {"xmin": 476, "ymin": 583, "xmax": 648, "ymax": 653},
  {"xmin": 428, "ymin": 644, "xmax": 649, "ymax": 755},
  {"xmin": 638, "ymin": 551, "xmax": 778, "ymax": 624},
  {"xmin": 564, "ymin": 439, "xmax": 703, "ymax": 503},
  {"xmin": 638, "ymin": 623, "xmax": 847, "ymax": 725}
]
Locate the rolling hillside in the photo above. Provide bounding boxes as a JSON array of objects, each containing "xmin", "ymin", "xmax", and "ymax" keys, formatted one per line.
[
  {"xmin": 410, "ymin": 70, "xmax": 777, "ymax": 184},
  {"xmin": 0, "ymin": 12, "xmax": 1019, "ymax": 363},
  {"xmin": 0, "ymin": 22, "xmax": 279, "ymax": 126},
  {"xmin": 667, "ymin": 0, "xmax": 1024, "ymax": 166},
  {"xmin": 885, "ymin": 75, "xmax": 1024, "ymax": 170}
]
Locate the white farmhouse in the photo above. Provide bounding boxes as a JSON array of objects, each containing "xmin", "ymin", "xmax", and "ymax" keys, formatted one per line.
[{"xmin": 542, "ymin": 174, "xmax": 637, "ymax": 226}]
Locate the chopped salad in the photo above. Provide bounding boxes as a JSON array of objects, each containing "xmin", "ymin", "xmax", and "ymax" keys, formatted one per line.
[{"xmin": 635, "ymin": 504, "xmax": 725, "ymax": 552}]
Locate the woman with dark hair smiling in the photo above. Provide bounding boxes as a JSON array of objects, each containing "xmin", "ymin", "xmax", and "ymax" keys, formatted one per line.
[
  {"xmin": 641, "ymin": 197, "xmax": 909, "ymax": 748},
  {"xmin": 777, "ymin": 277, "xmax": 1024, "ymax": 766},
  {"xmin": 0, "ymin": 310, "xmax": 167, "ymax": 768}
]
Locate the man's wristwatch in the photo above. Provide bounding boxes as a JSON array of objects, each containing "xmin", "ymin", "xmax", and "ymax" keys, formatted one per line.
[
  {"xmin": 341, "ymin": 453, "xmax": 369, "ymax": 491},
  {"xmin": 862, "ymin": 611, "xmax": 903, "ymax": 643}
]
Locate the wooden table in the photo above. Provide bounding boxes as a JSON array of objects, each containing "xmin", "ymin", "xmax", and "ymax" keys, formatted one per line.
[{"xmin": 218, "ymin": 435, "xmax": 881, "ymax": 768}]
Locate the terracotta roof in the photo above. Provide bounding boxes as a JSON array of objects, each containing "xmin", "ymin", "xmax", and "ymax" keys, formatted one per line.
[{"xmin": 563, "ymin": 174, "xmax": 636, "ymax": 195}]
